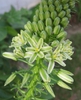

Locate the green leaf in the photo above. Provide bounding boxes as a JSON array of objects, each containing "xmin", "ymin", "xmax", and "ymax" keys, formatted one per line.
[
  {"xmin": 57, "ymin": 80, "xmax": 72, "ymax": 90},
  {"xmin": 44, "ymin": 83, "xmax": 55, "ymax": 97},
  {"xmin": 39, "ymin": 68, "xmax": 51, "ymax": 82},
  {"xmin": 21, "ymin": 73, "xmax": 29, "ymax": 88},
  {"xmin": 4, "ymin": 73, "xmax": 16, "ymax": 86},
  {"xmin": 6, "ymin": 26, "xmax": 17, "ymax": 36},
  {"xmin": 0, "ymin": 27, "xmax": 7, "ymax": 41},
  {"xmin": 47, "ymin": 61, "xmax": 55, "ymax": 74}
]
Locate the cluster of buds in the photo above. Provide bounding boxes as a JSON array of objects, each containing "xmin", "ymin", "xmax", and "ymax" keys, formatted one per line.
[{"xmin": 3, "ymin": 0, "xmax": 76, "ymax": 99}]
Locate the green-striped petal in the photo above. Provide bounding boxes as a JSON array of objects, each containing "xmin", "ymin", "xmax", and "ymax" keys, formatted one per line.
[
  {"xmin": 37, "ymin": 38, "xmax": 43, "ymax": 49},
  {"xmin": 41, "ymin": 46, "xmax": 52, "ymax": 52},
  {"xmin": 37, "ymin": 51, "xmax": 44, "ymax": 58},
  {"xmin": 29, "ymin": 53, "xmax": 37, "ymax": 63},
  {"xmin": 47, "ymin": 61, "xmax": 55, "ymax": 74}
]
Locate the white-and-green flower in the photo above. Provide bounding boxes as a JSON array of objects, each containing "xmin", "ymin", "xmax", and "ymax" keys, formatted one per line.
[
  {"xmin": 45, "ymin": 40, "xmax": 73, "ymax": 74},
  {"xmin": 24, "ymin": 33, "xmax": 52, "ymax": 63}
]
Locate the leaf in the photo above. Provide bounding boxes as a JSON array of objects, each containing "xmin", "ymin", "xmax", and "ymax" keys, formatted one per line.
[
  {"xmin": 57, "ymin": 80, "xmax": 72, "ymax": 90},
  {"xmin": 21, "ymin": 73, "xmax": 29, "ymax": 88},
  {"xmin": 4, "ymin": 73, "xmax": 16, "ymax": 86},
  {"xmin": 39, "ymin": 68, "xmax": 51, "ymax": 82},
  {"xmin": 6, "ymin": 26, "xmax": 18, "ymax": 36},
  {"xmin": 47, "ymin": 61, "xmax": 55, "ymax": 74},
  {"xmin": 0, "ymin": 27, "xmax": 7, "ymax": 41},
  {"xmin": 44, "ymin": 83, "xmax": 55, "ymax": 97}
]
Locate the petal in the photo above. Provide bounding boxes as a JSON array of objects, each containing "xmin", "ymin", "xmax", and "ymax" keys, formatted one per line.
[
  {"xmin": 26, "ymin": 47, "xmax": 35, "ymax": 51},
  {"xmin": 28, "ymin": 38, "xmax": 36, "ymax": 47},
  {"xmin": 24, "ymin": 51, "xmax": 34, "ymax": 58},
  {"xmin": 37, "ymin": 38, "xmax": 43, "ymax": 49},
  {"xmin": 45, "ymin": 54, "xmax": 52, "ymax": 60},
  {"xmin": 2, "ymin": 52, "xmax": 17, "ymax": 61},
  {"xmin": 47, "ymin": 61, "xmax": 55, "ymax": 74},
  {"xmin": 29, "ymin": 53, "xmax": 37, "ymax": 63},
  {"xmin": 57, "ymin": 80, "xmax": 72, "ymax": 90},
  {"xmin": 41, "ymin": 46, "xmax": 52, "ymax": 52},
  {"xmin": 37, "ymin": 51, "xmax": 44, "ymax": 58},
  {"xmin": 39, "ymin": 68, "xmax": 51, "ymax": 82},
  {"xmin": 55, "ymin": 58, "xmax": 66, "ymax": 67}
]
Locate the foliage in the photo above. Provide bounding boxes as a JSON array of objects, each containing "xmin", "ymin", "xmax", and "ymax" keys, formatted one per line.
[
  {"xmin": 0, "ymin": 6, "xmax": 38, "ymax": 100},
  {"xmin": 75, "ymin": 0, "xmax": 81, "ymax": 22},
  {"xmin": 3, "ymin": 0, "xmax": 76, "ymax": 100}
]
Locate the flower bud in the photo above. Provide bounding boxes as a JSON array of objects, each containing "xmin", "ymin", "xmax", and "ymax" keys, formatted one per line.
[
  {"xmin": 32, "ymin": 22, "xmax": 39, "ymax": 32},
  {"xmin": 61, "ymin": 17, "xmax": 69, "ymax": 27},
  {"xmin": 44, "ymin": 5, "xmax": 49, "ymax": 12},
  {"xmin": 57, "ymin": 31, "xmax": 67, "ymax": 39},
  {"xmin": 59, "ymin": 11, "xmax": 66, "ymax": 18},
  {"xmin": 51, "ymin": 11, "xmax": 57, "ymax": 20},
  {"xmin": 56, "ymin": 5, "xmax": 62, "ymax": 12},
  {"xmin": 45, "ymin": 11, "xmax": 50, "ymax": 19},
  {"xmin": 53, "ymin": 25, "xmax": 61, "ymax": 35},
  {"xmin": 40, "ymin": 31, "xmax": 47, "ymax": 39},
  {"xmin": 46, "ymin": 18, "xmax": 52, "ymax": 26},
  {"xmin": 38, "ymin": 20, "xmax": 44, "ymax": 31},
  {"xmin": 45, "ymin": 26, "xmax": 52, "ymax": 35},
  {"xmin": 49, "ymin": 5, "xmax": 55, "ymax": 12},
  {"xmin": 39, "ymin": 11, "xmax": 44, "ymax": 20},
  {"xmin": 53, "ymin": 17, "xmax": 60, "ymax": 26}
]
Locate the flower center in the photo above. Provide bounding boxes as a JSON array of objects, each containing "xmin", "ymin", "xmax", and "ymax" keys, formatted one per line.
[{"xmin": 35, "ymin": 48, "xmax": 40, "ymax": 52}]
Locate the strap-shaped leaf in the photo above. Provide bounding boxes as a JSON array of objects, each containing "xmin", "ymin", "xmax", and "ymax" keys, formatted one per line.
[
  {"xmin": 21, "ymin": 73, "xmax": 29, "ymax": 88},
  {"xmin": 39, "ymin": 68, "xmax": 51, "ymax": 82},
  {"xmin": 44, "ymin": 83, "xmax": 55, "ymax": 97},
  {"xmin": 47, "ymin": 61, "xmax": 55, "ymax": 74},
  {"xmin": 57, "ymin": 80, "xmax": 72, "ymax": 90},
  {"xmin": 4, "ymin": 73, "xmax": 16, "ymax": 86}
]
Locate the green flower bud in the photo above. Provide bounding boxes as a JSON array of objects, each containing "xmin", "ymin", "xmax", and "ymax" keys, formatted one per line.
[
  {"xmin": 38, "ymin": 20, "xmax": 44, "ymax": 31},
  {"xmin": 26, "ymin": 21, "xmax": 33, "ymax": 32},
  {"xmin": 66, "ymin": 9, "xmax": 71, "ymax": 15},
  {"xmin": 51, "ymin": 40, "xmax": 59, "ymax": 47},
  {"xmin": 33, "ymin": 15, "xmax": 38, "ymax": 22},
  {"xmin": 48, "ymin": 0, "xmax": 53, "ymax": 5},
  {"xmin": 55, "ymin": 0, "xmax": 60, "ymax": 6},
  {"xmin": 44, "ymin": 5, "xmax": 49, "ymax": 12},
  {"xmin": 63, "ymin": 4, "xmax": 69, "ymax": 10},
  {"xmin": 46, "ymin": 18, "xmax": 52, "ymax": 26},
  {"xmin": 53, "ymin": 25, "xmax": 61, "ymax": 35},
  {"xmin": 32, "ymin": 22, "xmax": 39, "ymax": 32},
  {"xmin": 61, "ymin": 0, "xmax": 69, "ymax": 3},
  {"xmin": 24, "ymin": 24, "xmax": 32, "ymax": 33},
  {"xmin": 51, "ymin": 11, "xmax": 57, "ymax": 20},
  {"xmin": 56, "ymin": 5, "xmax": 62, "ymax": 12},
  {"xmin": 69, "ymin": 1, "xmax": 75, "ymax": 8},
  {"xmin": 39, "ymin": 4, "xmax": 43, "ymax": 11},
  {"xmin": 53, "ymin": 17, "xmax": 60, "ymax": 26},
  {"xmin": 40, "ymin": 31, "xmax": 47, "ymax": 39},
  {"xmin": 45, "ymin": 11, "xmax": 50, "ymax": 19},
  {"xmin": 35, "ymin": 10, "xmax": 39, "ymax": 17},
  {"xmin": 49, "ymin": 5, "xmax": 55, "ymax": 12},
  {"xmin": 42, "ymin": 0, "xmax": 47, "ymax": 5},
  {"xmin": 45, "ymin": 26, "xmax": 52, "ymax": 35},
  {"xmin": 59, "ymin": 11, "xmax": 66, "ymax": 18},
  {"xmin": 57, "ymin": 31, "xmax": 67, "ymax": 39},
  {"xmin": 39, "ymin": 11, "xmax": 44, "ymax": 20},
  {"xmin": 61, "ymin": 17, "xmax": 69, "ymax": 27}
]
